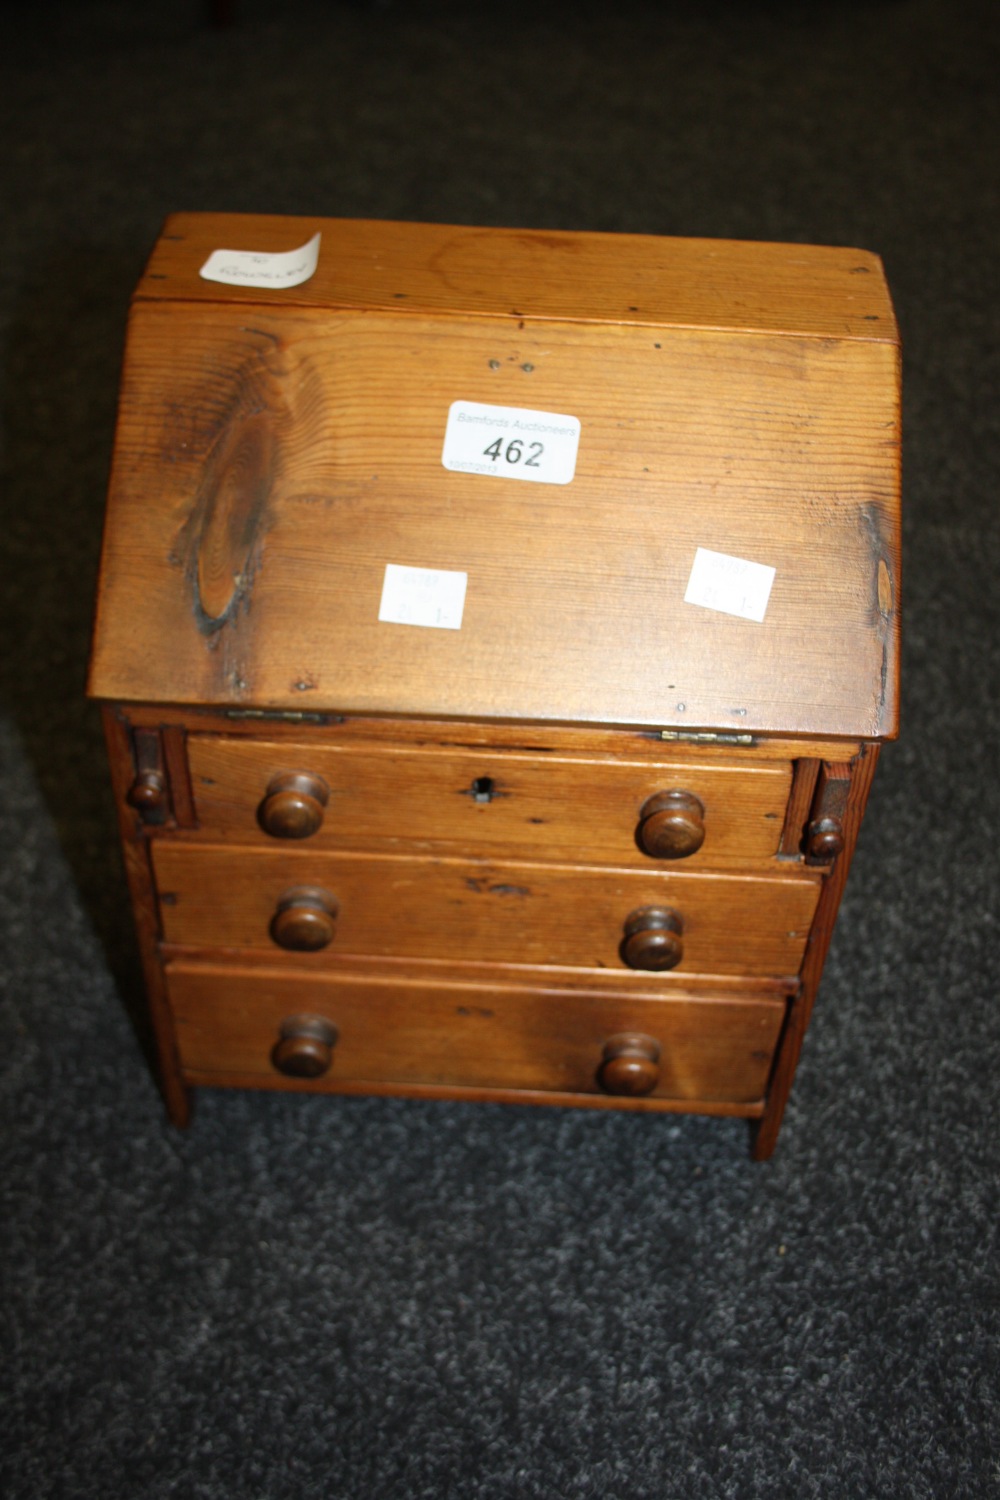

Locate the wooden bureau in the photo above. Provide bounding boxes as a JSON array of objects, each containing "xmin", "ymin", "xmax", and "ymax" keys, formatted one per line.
[{"xmin": 88, "ymin": 213, "xmax": 900, "ymax": 1157}]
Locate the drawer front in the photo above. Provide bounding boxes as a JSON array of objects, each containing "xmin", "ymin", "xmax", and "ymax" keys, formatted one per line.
[
  {"xmin": 153, "ymin": 845, "xmax": 820, "ymax": 976},
  {"xmin": 186, "ymin": 737, "xmax": 792, "ymax": 867},
  {"xmin": 167, "ymin": 962, "xmax": 786, "ymax": 1105}
]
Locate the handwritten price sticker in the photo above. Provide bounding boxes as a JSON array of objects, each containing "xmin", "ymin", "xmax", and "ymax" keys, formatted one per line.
[
  {"xmin": 199, "ymin": 233, "xmax": 321, "ymax": 289},
  {"xmin": 684, "ymin": 547, "xmax": 776, "ymax": 623},
  {"xmin": 378, "ymin": 564, "xmax": 468, "ymax": 631}
]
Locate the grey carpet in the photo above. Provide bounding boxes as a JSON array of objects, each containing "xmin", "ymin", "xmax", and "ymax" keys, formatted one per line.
[{"xmin": 1, "ymin": 2, "xmax": 998, "ymax": 1495}]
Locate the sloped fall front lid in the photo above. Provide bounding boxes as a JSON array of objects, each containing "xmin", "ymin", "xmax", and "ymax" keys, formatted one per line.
[{"xmin": 89, "ymin": 213, "xmax": 900, "ymax": 738}]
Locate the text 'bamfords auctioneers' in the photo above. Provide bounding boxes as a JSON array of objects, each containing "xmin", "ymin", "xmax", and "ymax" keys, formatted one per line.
[{"xmin": 442, "ymin": 401, "xmax": 581, "ymax": 485}]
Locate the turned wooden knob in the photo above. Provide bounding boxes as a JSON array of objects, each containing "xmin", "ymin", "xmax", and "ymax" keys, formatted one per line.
[
  {"xmin": 258, "ymin": 771, "xmax": 329, "ymax": 839},
  {"xmin": 621, "ymin": 906, "xmax": 684, "ymax": 971},
  {"xmin": 270, "ymin": 887, "xmax": 338, "ymax": 951},
  {"xmin": 127, "ymin": 769, "xmax": 166, "ymax": 812},
  {"xmin": 637, "ymin": 790, "xmax": 705, "ymax": 859},
  {"xmin": 598, "ymin": 1033, "xmax": 661, "ymax": 1096},
  {"xmin": 806, "ymin": 815, "xmax": 845, "ymax": 861},
  {"xmin": 271, "ymin": 1014, "xmax": 338, "ymax": 1078}
]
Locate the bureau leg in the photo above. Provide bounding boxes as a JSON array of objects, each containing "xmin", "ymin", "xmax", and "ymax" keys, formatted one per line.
[
  {"xmin": 162, "ymin": 1078, "xmax": 194, "ymax": 1129},
  {"xmin": 749, "ymin": 993, "xmax": 808, "ymax": 1160}
]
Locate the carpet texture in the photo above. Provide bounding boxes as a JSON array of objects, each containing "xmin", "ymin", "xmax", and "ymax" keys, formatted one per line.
[{"xmin": 1, "ymin": 2, "xmax": 998, "ymax": 1495}]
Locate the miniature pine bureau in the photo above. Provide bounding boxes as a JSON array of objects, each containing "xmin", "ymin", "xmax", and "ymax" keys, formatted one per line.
[{"xmin": 88, "ymin": 213, "xmax": 900, "ymax": 1157}]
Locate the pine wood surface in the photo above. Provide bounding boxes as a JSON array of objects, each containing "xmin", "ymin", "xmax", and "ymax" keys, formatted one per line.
[
  {"xmin": 779, "ymin": 758, "xmax": 822, "ymax": 856},
  {"xmin": 152, "ymin": 843, "xmax": 820, "ymax": 974},
  {"xmin": 89, "ymin": 216, "xmax": 901, "ymax": 739},
  {"xmin": 167, "ymin": 960, "xmax": 785, "ymax": 1103},
  {"xmin": 139, "ymin": 213, "xmax": 897, "ymax": 340},
  {"xmin": 122, "ymin": 706, "xmax": 863, "ymax": 765},
  {"xmin": 185, "ymin": 735, "xmax": 792, "ymax": 867},
  {"xmin": 160, "ymin": 944, "xmax": 798, "ymax": 997},
  {"xmin": 101, "ymin": 709, "xmax": 191, "ymax": 1124},
  {"xmin": 175, "ymin": 1072, "xmax": 767, "ymax": 1118},
  {"xmin": 87, "ymin": 215, "xmax": 900, "ymax": 1149}
]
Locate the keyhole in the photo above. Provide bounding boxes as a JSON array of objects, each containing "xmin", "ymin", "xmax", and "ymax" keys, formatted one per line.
[{"xmin": 471, "ymin": 776, "xmax": 495, "ymax": 803}]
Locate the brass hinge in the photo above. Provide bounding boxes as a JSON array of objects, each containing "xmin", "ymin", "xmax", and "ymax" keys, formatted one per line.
[
  {"xmin": 224, "ymin": 709, "xmax": 339, "ymax": 725},
  {"xmin": 660, "ymin": 730, "xmax": 755, "ymax": 746}
]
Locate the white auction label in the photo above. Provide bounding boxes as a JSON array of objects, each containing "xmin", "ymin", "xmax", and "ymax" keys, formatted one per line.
[
  {"xmin": 441, "ymin": 401, "xmax": 581, "ymax": 485},
  {"xmin": 378, "ymin": 564, "xmax": 468, "ymax": 630},
  {"xmin": 684, "ymin": 547, "xmax": 776, "ymax": 623},
  {"xmin": 199, "ymin": 232, "xmax": 321, "ymax": 289}
]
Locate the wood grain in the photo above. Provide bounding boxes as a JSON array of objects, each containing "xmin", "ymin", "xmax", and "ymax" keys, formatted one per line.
[
  {"xmin": 186, "ymin": 735, "xmax": 792, "ymax": 867},
  {"xmin": 752, "ymin": 744, "xmax": 880, "ymax": 1157},
  {"xmin": 152, "ymin": 843, "xmax": 820, "ymax": 975},
  {"xmin": 89, "ymin": 218, "xmax": 901, "ymax": 739},
  {"xmin": 139, "ymin": 213, "xmax": 897, "ymax": 341},
  {"xmin": 161, "ymin": 726, "xmax": 196, "ymax": 828},
  {"xmin": 101, "ymin": 708, "xmax": 191, "ymax": 1126},
  {"xmin": 157, "ymin": 943, "xmax": 799, "ymax": 997},
  {"xmin": 124, "ymin": 705, "xmax": 863, "ymax": 766},
  {"xmin": 88, "ymin": 215, "xmax": 899, "ymax": 1152},
  {"xmin": 167, "ymin": 959, "xmax": 786, "ymax": 1104},
  {"xmin": 779, "ymin": 757, "xmax": 821, "ymax": 856}
]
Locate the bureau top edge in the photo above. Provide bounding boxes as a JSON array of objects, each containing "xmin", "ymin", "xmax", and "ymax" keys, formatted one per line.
[{"xmin": 134, "ymin": 212, "xmax": 899, "ymax": 344}]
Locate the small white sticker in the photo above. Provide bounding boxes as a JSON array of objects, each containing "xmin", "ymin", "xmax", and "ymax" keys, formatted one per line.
[
  {"xmin": 684, "ymin": 547, "xmax": 776, "ymax": 623},
  {"xmin": 442, "ymin": 400, "xmax": 581, "ymax": 485},
  {"xmin": 378, "ymin": 564, "xmax": 468, "ymax": 630},
  {"xmin": 199, "ymin": 232, "xmax": 321, "ymax": 289}
]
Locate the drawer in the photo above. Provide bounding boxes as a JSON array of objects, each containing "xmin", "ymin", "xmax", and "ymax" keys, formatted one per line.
[
  {"xmin": 167, "ymin": 961, "xmax": 787, "ymax": 1107},
  {"xmin": 186, "ymin": 736, "xmax": 792, "ymax": 867},
  {"xmin": 153, "ymin": 845, "xmax": 820, "ymax": 976}
]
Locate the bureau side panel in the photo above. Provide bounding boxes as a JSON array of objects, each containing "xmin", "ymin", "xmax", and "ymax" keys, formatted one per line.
[
  {"xmin": 753, "ymin": 743, "xmax": 881, "ymax": 1158},
  {"xmin": 101, "ymin": 706, "xmax": 190, "ymax": 1126}
]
